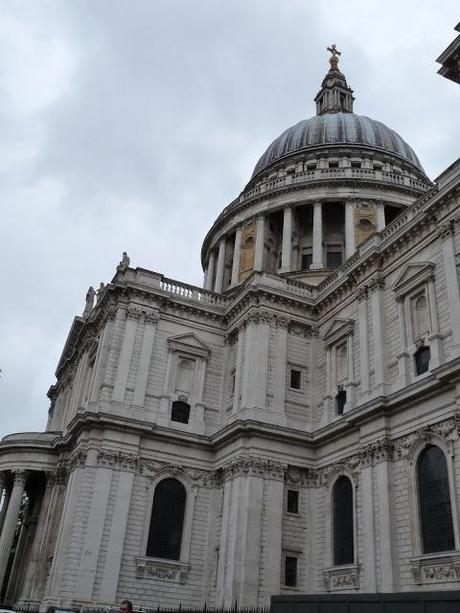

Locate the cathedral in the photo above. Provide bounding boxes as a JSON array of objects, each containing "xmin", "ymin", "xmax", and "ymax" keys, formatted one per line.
[{"xmin": 1, "ymin": 47, "xmax": 460, "ymax": 610}]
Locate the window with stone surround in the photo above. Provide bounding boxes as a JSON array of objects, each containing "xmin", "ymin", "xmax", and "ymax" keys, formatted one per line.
[
  {"xmin": 289, "ymin": 369, "xmax": 302, "ymax": 390},
  {"xmin": 284, "ymin": 555, "xmax": 298, "ymax": 587},
  {"xmin": 333, "ymin": 476, "xmax": 354, "ymax": 565},
  {"xmin": 393, "ymin": 262, "xmax": 440, "ymax": 380},
  {"xmin": 171, "ymin": 400, "xmax": 190, "ymax": 424},
  {"xmin": 287, "ymin": 489, "xmax": 299, "ymax": 514},
  {"xmin": 418, "ymin": 445, "xmax": 455, "ymax": 554},
  {"xmin": 323, "ymin": 319, "xmax": 355, "ymax": 416},
  {"xmin": 146, "ymin": 478, "xmax": 186, "ymax": 560}
]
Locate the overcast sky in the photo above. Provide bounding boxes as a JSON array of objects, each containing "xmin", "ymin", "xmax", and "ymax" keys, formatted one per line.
[{"xmin": 0, "ymin": 0, "xmax": 459, "ymax": 438}]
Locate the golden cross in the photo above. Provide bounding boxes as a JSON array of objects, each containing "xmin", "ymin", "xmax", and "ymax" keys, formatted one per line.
[{"xmin": 327, "ymin": 44, "xmax": 341, "ymax": 59}]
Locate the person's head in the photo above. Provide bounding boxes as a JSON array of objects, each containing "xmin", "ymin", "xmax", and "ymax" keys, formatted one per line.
[{"xmin": 119, "ymin": 601, "xmax": 133, "ymax": 613}]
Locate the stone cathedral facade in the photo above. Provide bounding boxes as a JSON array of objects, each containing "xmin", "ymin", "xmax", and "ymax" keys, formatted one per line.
[{"xmin": 1, "ymin": 51, "xmax": 460, "ymax": 610}]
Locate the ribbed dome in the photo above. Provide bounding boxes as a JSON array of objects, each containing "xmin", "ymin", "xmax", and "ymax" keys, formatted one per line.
[{"xmin": 251, "ymin": 112, "xmax": 424, "ymax": 178}]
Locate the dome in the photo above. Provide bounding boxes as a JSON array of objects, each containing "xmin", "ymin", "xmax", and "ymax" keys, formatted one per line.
[{"xmin": 251, "ymin": 112, "xmax": 425, "ymax": 179}]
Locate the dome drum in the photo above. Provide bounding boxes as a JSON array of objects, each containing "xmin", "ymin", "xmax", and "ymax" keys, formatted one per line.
[{"xmin": 201, "ymin": 60, "xmax": 432, "ymax": 294}]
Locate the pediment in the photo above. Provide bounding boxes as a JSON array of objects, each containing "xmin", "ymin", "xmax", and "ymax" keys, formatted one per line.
[
  {"xmin": 167, "ymin": 333, "xmax": 211, "ymax": 357},
  {"xmin": 323, "ymin": 318, "xmax": 355, "ymax": 347},
  {"xmin": 392, "ymin": 262, "xmax": 435, "ymax": 298}
]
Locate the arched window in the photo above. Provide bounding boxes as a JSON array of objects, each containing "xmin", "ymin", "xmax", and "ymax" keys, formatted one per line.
[
  {"xmin": 146, "ymin": 478, "xmax": 186, "ymax": 560},
  {"xmin": 333, "ymin": 476, "xmax": 354, "ymax": 565},
  {"xmin": 418, "ymin": 445, "xmax": 455, "ymax": 553},
  {"xmin": 171, "ymin": 400, "xmax": 190, "ymax": 424}
]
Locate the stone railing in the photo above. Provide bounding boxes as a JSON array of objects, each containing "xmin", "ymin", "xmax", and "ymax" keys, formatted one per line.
[
  {"xmin": 218, "ymin": 167, "xmax": 429, "ymax": 221},
  {"xmin": 159, "ymin": 277, "xmax": 229, "ymax": 306},
  {"xmin": 285, "ymin": 278, "xmax": 316, "ymax": 298}
]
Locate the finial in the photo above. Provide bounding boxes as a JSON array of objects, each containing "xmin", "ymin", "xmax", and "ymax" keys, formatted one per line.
[
  {"xmin": 327, "ymin": 44, "xmax": 341, "ymax": 71},
  {"xmin": 314, "ymin": 44, "xmax": 354, "ymax": 115}
]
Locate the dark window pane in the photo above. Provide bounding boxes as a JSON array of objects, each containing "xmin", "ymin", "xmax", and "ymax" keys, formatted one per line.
[
  {"xmin": 415, "ymin": 346, "xmax": 431, "ymax": 375},
  {"xmin": 171, "ymin": 400, "xmax": 190, "ymax": 424},
  {"xmin": 285, "ymin": 556, "xmax": 297, "ymax": 586},
  {"xmin": 290, "ymin": 370, "xmax": 301, "ymax": 389},
  {"xmin": 327, "ymin": 251, "xmax": 342, "ymax": 269},
  {"xmin": 147, "ymin": 478, "xmax": 186, "ymax": 560},
  {"xmin": 302, "ymin": 253, "xmax": 312, "ymax": 270},
  {"xmin": 418, "ymin": 446, "xmax": 455, "ymax": 553},
  {"xmin": 336, "ymin": 390, "xmax": 347, "ymax": 415},
  {"xmin": 287, "ymin": 490, "xmax": 299, "ymax": 514},
  {"xmin": 333, "ymin": 476, "xmax": 354, "ymax": 565}
]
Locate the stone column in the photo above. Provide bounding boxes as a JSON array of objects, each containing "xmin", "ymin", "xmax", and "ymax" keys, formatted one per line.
[
  {"xmin": 311, "ymin": 202, "xmax": 323, "ymax": 269},
  {"xmin": 214, "ymin": 237, "xmax": 227, "ymax": 293},
  {"xmin": 345, "ymin": 200, "xmax": 356, "ymax": 259},
  {"xmin": 358, "ymin": 287, "xmax": 370, "ymax": 395},
  {"xmin": 395, "ymin": 298, "xmax": 410, "ymax": 388},
  {"xmin": 230, "ymin": 226, "xmax": 243, "ymax": 286},
  {"xmin": 439, "ymin": 221, "xmax": 460, "ymax": 352},
  {"xmin": 132, "ymin": 312, "xmax": 158, "ymax": 407},
  {"xmin": 360, "ymin": 462, "xmax": 377, "ymax": 591},
  {"xmin": 280, "ymin": 207, "xmax": 293, "ymax": 273},
  {"xmin": 374, "ymin": 456, "xmax": 394, "ymax": 591},
  {"xmin": 376, "ymin": 202, "xmax": 386, "ymax": 231},
  {"xmin": 369, "ymin": 276, "xmax": 387, "ymax": 394},
  {"xmin": 112, "ymin": 306, "xmax": 140, "ymax": 402},
  {"xmin": 0, "ymin": 470, "xmax": 27, "ymax": 590},
  {"xmin": 204, "ymin": 250, "xmax": 216, "ymax": 291},
  {"xmin": 0, "ymin": 474, "xmax": 9, "ymax": 537},
  {"xmin": 272, "ymin": 317, "xmax": 289, "ymax": 426},
  {"xmin": 254, "ymin": 216, "xmax": 265, "ymax": 271}
]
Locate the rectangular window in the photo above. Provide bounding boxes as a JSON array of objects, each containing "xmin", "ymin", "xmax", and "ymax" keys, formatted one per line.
[
  {"xmin": 329, "ymin": 161, "xmax": 339, "ymax": 169},
  {"xmin": 284, "ymin": 556, "xmax": 298, "ymax": 587},
  {"xmin": 415, "ymin": 346, "xmax": 431, "ymax": 375},
  {"xmin": 351, "ymin": 160, "xmax": 361, "ymax": 169},
  {"xmin": 290, "ymin": 369, "xmax": 301, "ymax": 390},
  {"xmin": 287, "ymin": 490, "xmax": 299, "ymax": 514},
  {"xmin": 301, "ymin": 252, "xmax": 312, "ymax": 270},
  {"xmin": 306, "ymin": 163, "xmax": 316, "ymax": 171},
  {"xmin": 326, "ymin": 251, "xmax": 343, "ymax": 269}
]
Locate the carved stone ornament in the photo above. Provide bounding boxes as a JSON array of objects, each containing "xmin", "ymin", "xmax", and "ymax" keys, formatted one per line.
[
  {"xmin": 437, "ymin": 219, "xmax": 455, "ymax": 239},
  {"xmin": 97, "ymin": 450, "xmax": 141, "ymax": 471},
  {"xmin": 411, "ymin": 553, "xmax": 460, "ymax": 584},
  {"xmin": 222, "ymin": 455, "xmax": 286, "ymax": 481},
  {"xmin": 324, "ymin": 564, "xmax": 360, "ymax": 591},
  {"xmin": 68, "ymin": 450, "xmax": 87, "ymax": 472},
  {"xmin": 135, "ymin": 556, "xmax": 189, "ymax": 583}
]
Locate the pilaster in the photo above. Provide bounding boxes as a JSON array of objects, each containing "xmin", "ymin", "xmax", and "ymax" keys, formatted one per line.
[
  {"xmin": 254, "ymin": 216, "xmax": 266, "ymax": 272},
  {"xmin": 132, "ymin": 312, "xmax": 158, "ymax": 407},
  {"xmin": 112, "ymin": 306, "xmax": 141, "ymax": 403}
]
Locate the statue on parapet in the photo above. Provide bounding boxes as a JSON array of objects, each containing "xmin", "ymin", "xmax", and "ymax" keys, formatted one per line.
[
  {"xmin": 117, "ymin": 251, "xmax": 130, "ymax": 272},
  {"xmin": 97, "ymin": 282, "xmax": 105, "ymax": 302},
  {"xmin": 83, "ymin": 286, "xmax": 96, "ymax": 317}
]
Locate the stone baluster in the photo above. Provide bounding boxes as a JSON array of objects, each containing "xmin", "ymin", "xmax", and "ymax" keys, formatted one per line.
[
  {"xmin": 214, "ymin": 238, "xmax": 227, "ymax": 293},
  {"xmin": 0, "ymin": 470, "xmax": 27, "ymax": 590},
  {"xmin": 311, "ymin": 202, "xmax": 323, "ymax": 269},
  {"xmin": 230, "ymin": 226, "xmax": 243, "ymax": 286},
  {"xmin": 280, "ymin": 207, "xmax": 293, "ymax": 273},
  {"xmin": 345, "ymin": 200, "xmax": 356, "ymax": 259}
]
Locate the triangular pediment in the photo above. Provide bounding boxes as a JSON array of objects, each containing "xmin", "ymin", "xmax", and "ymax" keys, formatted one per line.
[
  {"xmin": 167, "ymin": 333, "xmax": 211, "ymax": 356},
  {"xmin": 323, "ymin": 318, "xmax": 355, "ymax": 346},
  {"xmin": 392, "ymin": 262, "xmax": 435, "ymax": 298}
]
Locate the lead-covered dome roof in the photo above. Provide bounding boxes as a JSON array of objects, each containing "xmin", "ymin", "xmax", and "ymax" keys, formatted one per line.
[{"xmin": 251, "ymin": 112, "xmax": 424, "ymax": 179}]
